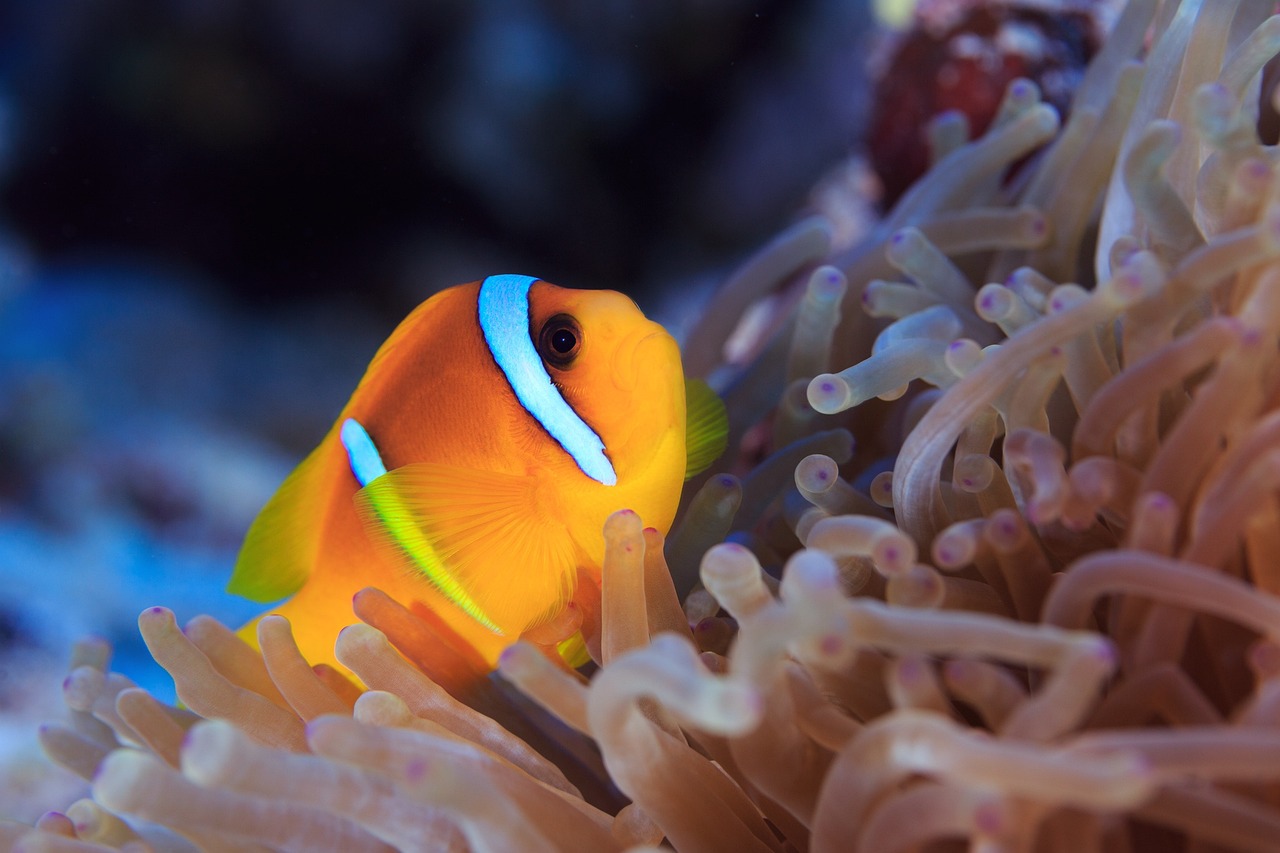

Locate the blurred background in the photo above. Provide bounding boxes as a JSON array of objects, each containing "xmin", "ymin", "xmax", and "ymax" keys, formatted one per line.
[{"xmin": 0, "ymin": 0, "xmax": 1107, "ymax": 817}]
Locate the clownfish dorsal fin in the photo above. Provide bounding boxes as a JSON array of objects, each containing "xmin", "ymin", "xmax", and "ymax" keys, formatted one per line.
[
  {"xmin": 227, "ymin": 435, "xmax": 338, "ymax": 602},
  {"xmin": 684, "ymin": 378, "xmax": 728, "ymax": 479},
  {"xmin": 352, "ymin": 462, "xmax": 580, "ymax": 637},
  {"xmin": 357, "ymin": 291, "xmax": 449, "ymax": 394}
]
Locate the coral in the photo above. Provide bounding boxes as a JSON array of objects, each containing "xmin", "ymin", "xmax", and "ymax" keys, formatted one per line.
[
  {"xmin": 866, "ymin": 0, "xmax": 1102, "ymax": 206},
  {"xmin": 13, "ymin": 1, "xmax": 1280, "ymax": 851}
]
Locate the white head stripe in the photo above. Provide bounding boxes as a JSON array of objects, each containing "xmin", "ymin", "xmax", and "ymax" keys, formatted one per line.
[
  {"xmin": 478, "ymin": 274, "xmax": 617, "ymax": 486},
  {"xmin": 341, "ymin": 418, "xmax": 387, "ymax": 487}
]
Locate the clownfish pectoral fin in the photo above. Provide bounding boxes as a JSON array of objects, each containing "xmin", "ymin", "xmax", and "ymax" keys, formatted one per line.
[
  {"xmin": 352, "ymin": 463, "xmax": 580, "ymax": 638},
  {"xmin": 684, "ymin": 378, "xmax": 729, "ymax": 480},
  {"xmin": 228, "ymin": 438, "xmax": 336, "ymax": 602}
]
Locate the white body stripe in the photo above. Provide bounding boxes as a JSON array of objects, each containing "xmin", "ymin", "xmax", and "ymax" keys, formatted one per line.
[
  {"xmin": 340, "ymin": 418, "xmax": 387, "ymax": 487},
  {"xmin": 478, "ymin": 274, "xmax": 617, "ymax": 486}
]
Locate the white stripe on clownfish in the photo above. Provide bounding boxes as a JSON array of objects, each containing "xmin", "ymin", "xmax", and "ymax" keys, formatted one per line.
[
  {"xmin": 339, "ymin": 417, "xmax": 387, "ymax": 487},
  {"xmin": 478, "ymin": 274, "xmax": 617, "ymax": 486}
]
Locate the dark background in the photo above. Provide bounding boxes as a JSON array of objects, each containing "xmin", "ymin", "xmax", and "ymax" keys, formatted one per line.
[{"xmin": 0, "ymin": 0, "xmax": 874, "ymax": 316}]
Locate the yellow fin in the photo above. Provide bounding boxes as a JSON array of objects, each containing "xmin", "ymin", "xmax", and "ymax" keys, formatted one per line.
[
  {"xmin": 353, "ymin": 463, "xmax": 579, "ymax": 637},
  {"xmin": 684, "ymin": 378, "xmax": 728, "ymax": 479},
  {"xmin": 227, "ymin": 441, "xmax": 333, "ymax": 602},
  {"xmin": 557, "ymin": 631, "xmax": 591, "ymax": 669}
]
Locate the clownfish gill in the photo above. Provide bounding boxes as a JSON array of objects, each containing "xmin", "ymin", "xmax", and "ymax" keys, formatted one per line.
[{"xmin": 478, "ymin": 274, "xmax": 618, "ymax": 486}]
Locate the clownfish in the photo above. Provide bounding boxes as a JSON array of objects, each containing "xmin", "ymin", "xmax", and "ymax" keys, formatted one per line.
[{"xmin": 228, "ymin": 274, "xmax": 725, "ymax": 673}]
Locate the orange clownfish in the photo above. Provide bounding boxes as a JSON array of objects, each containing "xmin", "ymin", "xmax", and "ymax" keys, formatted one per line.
[{"xmin": 228, "ymin": 274, "xmax": 725, "ymax": 673}]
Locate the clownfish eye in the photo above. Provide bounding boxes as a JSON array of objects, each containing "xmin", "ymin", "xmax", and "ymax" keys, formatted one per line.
[{"xmin": 538, "ymin": 314, "xmax": 581, "ymax": 368}]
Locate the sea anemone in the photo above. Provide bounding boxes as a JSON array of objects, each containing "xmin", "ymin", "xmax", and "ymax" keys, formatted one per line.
[{"xmin": 11, "ymin": 1, "xmax": 1280, "ymax": 851}]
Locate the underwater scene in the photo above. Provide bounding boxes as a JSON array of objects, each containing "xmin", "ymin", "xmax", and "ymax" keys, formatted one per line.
[{"xmin": 9, "ymin": 1, "xmax": 1280, "ymax": 851}]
